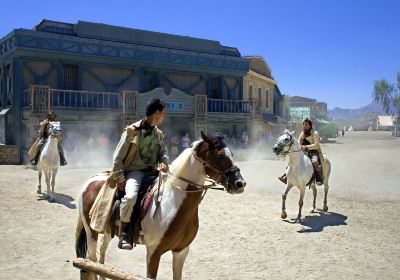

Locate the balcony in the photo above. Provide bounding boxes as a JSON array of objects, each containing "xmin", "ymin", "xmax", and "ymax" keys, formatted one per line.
[
  {"xmin": 22, "ymin": 87, "xmax": 121, "ymax": 111},
  {"xmin": 208, "ymin": 99, "xmax": 253, "ymax": 114}
]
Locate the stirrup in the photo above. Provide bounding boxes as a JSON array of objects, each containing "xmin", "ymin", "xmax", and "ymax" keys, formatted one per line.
[{"xmin": 118, "ymin": 234, "xmax": 133, "ymax": 250}]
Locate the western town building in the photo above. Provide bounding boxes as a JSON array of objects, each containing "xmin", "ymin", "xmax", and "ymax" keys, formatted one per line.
[{"xmin": 0, "ymin": 20, "xmax": 288, "ymax": 163}]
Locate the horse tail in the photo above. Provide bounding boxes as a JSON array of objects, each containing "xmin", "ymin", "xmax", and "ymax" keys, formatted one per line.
[{"xmin": 75, "ymin": 215, "xmax": 87, "ymax": 258}]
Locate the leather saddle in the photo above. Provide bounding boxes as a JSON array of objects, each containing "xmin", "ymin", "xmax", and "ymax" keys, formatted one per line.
[{"xmin": 109, "ymin": 170, "xmax": 159, "ymax": 245}]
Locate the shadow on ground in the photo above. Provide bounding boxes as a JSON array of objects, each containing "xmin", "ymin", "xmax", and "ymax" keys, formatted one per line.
[
  {"xmin": 297, "ymin": 211, "xmax": 347, "ymax": 233},
  {"xmin": 37, "ymin": 192, "xmax": 76, "ymax": 209}
]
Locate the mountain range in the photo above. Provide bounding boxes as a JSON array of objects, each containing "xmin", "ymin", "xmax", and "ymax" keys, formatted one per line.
[{"xmin": 328, "ymin": 101, "xmax": 396, "ymax": 121}]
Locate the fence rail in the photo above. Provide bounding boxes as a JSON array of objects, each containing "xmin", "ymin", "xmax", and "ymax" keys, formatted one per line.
[
  {"xmin": 21, "ymin": 87, "xmax": 121, "ymax": 110},
  {"xmin": 22, "ymin": 86, "xmax": 256, "ymax": 115},
  {"xmin": 208, "ymin": 98, "xmax": 253, "ymax": 114},
  {"xmin": 50, "ymin": 89, "xmax": 120, "ymax": 109}
]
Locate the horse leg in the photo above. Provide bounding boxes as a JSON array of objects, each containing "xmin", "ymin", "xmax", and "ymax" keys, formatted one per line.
[
  {"xmin": 172, "ymin": 247, "xmax": 189, "ymax": 280},
  {"xmin": 295, "ymin": 186, "xmax": 306, "ymax": 222},
  {"xmin": 50, "ymin": 169, "xmax": 57, "ymax": 201},
  {"xmin": 310, "ymin": 184, "xmax": 317, "ymax": 212},
  {"xmin": 98, "ymin": 231, "xmax": 112, "ymax": 280},
  {"xmin": 281, "ymin": 184, "xmax": 293, "ymax": 219},
  {"xmin": 85, "ymin": 229, "xmax": 99, "ymax": 280},
  {"xmin": 37, "ymin": 170, "xmax": 42, "ymax": 194},
  {"xmin": 323, "ymin": 182, "xmax": 329, "ymax": 212},
  {"xmin": 45, "ymin": 171, "xmax": 51, "ymax": 199},
  {"xmin": 146, "ymin": 250, "xmax": 162, "ymax": 279}
]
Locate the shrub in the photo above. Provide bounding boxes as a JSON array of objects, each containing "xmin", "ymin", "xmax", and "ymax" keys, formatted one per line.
[{"xmin": 318, "ymin": 123, "xmax": 339, "ymax": 139}]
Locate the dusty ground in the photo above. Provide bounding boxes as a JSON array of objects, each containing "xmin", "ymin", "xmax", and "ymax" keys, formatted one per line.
[{"xmin": 0, "ymin": 131, "xmax": 399, "ymax": 279}]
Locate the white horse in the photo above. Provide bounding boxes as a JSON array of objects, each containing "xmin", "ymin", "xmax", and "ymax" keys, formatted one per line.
[
  {"xmin": 75, "ymin": 132, "xmax": 246, "ymax": 280},
  {"xmin": 273, "ymin": 129, "xmax": 331, "ymax": 222},
  {"xmin": 37, "ymin": 121, "xmax": 62, "ymax": 201}
]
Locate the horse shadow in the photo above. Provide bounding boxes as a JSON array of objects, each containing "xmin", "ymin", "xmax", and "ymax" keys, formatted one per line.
[
  {"xmin": 37, "ymin": 192, "xmax": 76, "ymax": 209},
  {"xmin": 296, "ymin": 211, "xmax": 347, "ymax": 233}
]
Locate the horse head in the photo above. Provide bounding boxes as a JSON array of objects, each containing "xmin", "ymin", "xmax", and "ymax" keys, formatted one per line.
[
  {"xmin": 193, "ymin": 131, "xmax": 246, "ymax": 194},
  {"xmin": 48, "ymin": 121, "xmax": 62, "ymax": 139},
  {"xmin": 273, "ymin": 129, "xmax": 297, "ymax": 156}
]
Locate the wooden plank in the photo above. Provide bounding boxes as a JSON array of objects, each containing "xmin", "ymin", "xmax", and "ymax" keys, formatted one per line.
[{"xmin": 73, "ymin": 258, "xmax": 148, "ymax": 280}]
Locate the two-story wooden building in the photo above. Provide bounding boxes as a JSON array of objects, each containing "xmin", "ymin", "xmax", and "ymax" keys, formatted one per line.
[{"xmin": 0, "ymin": 20, "xmax": 288, "ymax": 163}]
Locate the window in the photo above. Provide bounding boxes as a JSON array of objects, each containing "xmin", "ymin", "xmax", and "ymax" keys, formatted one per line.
[
  {"xmin": 258, "ymin": 88, "xmax": 262, "ymax": 106},
  {"xmin": 266, "ymin": 89, "xmax": 269, "ymax": 108},
  {"xmin": 63, "ymin": 64, "xmax": 79, "ymax": 90},
  {"xmin": 249, "ymin": 85, "xmax": 253, "ymax": 100},
  {"xmin": 211, "ymin": 77, "xmax": 221, "ymax": 99}
]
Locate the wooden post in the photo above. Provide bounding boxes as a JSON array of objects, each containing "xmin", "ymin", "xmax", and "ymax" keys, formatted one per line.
[{"xmin": 73, "ymin": 258, "xmax": 148, "ymax": 280}]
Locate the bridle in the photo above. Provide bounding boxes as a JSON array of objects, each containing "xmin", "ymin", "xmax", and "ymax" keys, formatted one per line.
[
  {"xmin": 169, "ymin": 141, "xmax": 240, "ymax": 193},
  {"xmin": 275, "ymin": 133, "xmax": 301, "ymax": 155}
]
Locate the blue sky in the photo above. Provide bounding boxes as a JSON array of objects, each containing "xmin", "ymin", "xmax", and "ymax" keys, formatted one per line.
[{"xmin": 1, "ymin": 0, "xmax": 399, "ymax": 109}]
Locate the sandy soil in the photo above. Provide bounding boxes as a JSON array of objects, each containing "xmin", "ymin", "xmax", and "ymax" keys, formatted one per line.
[{"xmin": 0, "ymin": 131, "xmax": 399, "ymax": 280}]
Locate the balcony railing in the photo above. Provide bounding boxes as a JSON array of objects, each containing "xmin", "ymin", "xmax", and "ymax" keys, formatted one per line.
[
  {"xmin": 50, "ymin": 89, "xmax": 120, "ymax": 109},
  {"xmin": 208, "ymin": 99, "xmax": 252, "ymax": 114},
  {"xmin": 21, "ymin": 88, "xmax": 121, "ymax": 110}
]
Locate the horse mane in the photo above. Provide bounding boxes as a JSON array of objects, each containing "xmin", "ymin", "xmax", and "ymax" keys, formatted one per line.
[{"xmin": 162, "ymin": 140, "xmax": 204, "ymax": 190}]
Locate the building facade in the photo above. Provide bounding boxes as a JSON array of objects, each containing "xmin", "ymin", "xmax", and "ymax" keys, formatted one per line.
[{"xmin": 0, "ymin": 20, "xmax": 260, "ymax": 163}]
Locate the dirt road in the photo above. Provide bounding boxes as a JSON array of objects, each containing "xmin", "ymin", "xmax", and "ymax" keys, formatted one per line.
[{"xmin": 0, "ymin": 131, "xmax": 399, "ymax": 279}]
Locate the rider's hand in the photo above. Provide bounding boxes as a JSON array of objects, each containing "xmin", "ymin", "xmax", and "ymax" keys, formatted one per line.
[
  {"xmin": 301, "ymin": 145, "xmax": 308, "ymax": 151},
  {"xmin": 116, "ymin": 176, "xmax": 126, "ymax": 189},
  {"xmin": 159, "ymin": 163, "xmax": 169, "ymax": 173}
]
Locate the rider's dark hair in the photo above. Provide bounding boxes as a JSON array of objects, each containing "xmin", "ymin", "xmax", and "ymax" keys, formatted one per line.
[
  {"xmin": 303, "ymin": 118, "xmax": 313, "ymax": 130},
  {"xmin": 146, "ymin": 99, "xmax": 165, "ymax": 116},
  {"xmin": 48, "ymin": 111, "xmax": 57, "ymax": 118}
]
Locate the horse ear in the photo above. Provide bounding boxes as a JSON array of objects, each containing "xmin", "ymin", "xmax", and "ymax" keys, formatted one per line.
[
  {"xmin": 201, "ymin": 131, "xmax": 210, "ymax": 143},
  {"xmin": 284, "ymin": 128, "xmax": 290, "ymax": 134}
]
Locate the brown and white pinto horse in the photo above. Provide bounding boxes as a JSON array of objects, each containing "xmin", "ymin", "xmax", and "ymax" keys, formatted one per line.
[{"xmin": 75, "ymin": 132, "xmax": 246, "ymax": 280}]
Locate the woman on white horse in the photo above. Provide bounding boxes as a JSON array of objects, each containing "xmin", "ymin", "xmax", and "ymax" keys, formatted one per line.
[
  {"xmin": 273, "ymin": 121, "xmax": 331, "ymax": 222},
  {"xmin": 278, "ymin": 118, "xmax": 325, "ymax": 185}
]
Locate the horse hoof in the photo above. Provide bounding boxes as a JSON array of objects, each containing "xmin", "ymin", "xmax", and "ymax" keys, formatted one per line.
[
  {"xmin": 37, "ymin": 189, "xmax": 41, "ymax": 194},
  {"xmin": 323, "ymin": 205, "xmax": 328, "ymax": 212},
  {"xmin": 310, "ymin": 208, "xmax": 316, "ymax": 213},
  {"xmin": 281, "ymin": 212, "xmax": 287, "ymax": 219}
]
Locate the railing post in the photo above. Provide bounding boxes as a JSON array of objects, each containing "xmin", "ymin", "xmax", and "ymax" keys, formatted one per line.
[
  {"xmin": 122, "ymin": 91, "xmax": 139, "ymax": 129},
  {"xmin": 195, "ymin": 94, "xmax": 207, "ymax": 139},
  {"xmin": 31, "ymin": 85, "xmax": 51, "ymax": 114}
]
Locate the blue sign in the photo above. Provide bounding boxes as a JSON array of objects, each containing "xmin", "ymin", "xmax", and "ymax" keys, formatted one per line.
[{"xmin": 166, "ymin": 102, "xmax": 183, "ymax": 110}]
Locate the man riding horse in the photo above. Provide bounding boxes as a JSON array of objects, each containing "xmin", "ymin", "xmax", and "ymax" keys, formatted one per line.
[
  {"xmin": 30, "ymin": 112, "xmax": 67, "ymax": 166},
  {"xmin": 278, "ymin": 118, "xmax": 325, "ymax": 185},
  {"xmin": 112, "ymin": 99, "xmax": 169, "ymax": 250}
]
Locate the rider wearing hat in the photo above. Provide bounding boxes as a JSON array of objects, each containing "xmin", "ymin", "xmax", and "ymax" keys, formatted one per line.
[{"xmin": 29, "ymin": 111, "xmax": 67, "ymax": 166}]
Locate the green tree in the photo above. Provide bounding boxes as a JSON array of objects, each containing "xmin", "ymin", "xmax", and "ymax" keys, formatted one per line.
[{"xmin": 373, "ymin": 72, "xmax": 400, "ymax": 135}]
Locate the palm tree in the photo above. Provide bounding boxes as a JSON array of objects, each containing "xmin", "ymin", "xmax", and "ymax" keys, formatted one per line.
[
  {"xmin": 373, "ymin": 72, "xmax": 400, "ymax": 135},
  {"xmin": 373, "ymin": 79, "xmax": 394, "ymax": 114}
]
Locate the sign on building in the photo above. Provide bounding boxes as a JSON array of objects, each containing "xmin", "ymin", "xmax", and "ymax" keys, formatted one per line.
[{"xmin": 290, "ymin": 107, "xmax": 310, "ymax": 120}]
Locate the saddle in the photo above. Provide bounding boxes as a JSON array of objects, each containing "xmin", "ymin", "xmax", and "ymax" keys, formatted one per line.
[{"xmin": 109, "ymin": 171, "xmax": 160, "ymax": 245}]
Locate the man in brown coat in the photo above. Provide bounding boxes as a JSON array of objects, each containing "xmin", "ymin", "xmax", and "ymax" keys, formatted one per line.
[{"xmin": 112, "ymin": 99, "xmax": 169, "ymax": 250}]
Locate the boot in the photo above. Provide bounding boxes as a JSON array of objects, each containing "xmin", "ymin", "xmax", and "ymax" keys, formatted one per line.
[
  {"xmin": 316, "ymin": 175, "xmax": 323, "ymax": 186},
  {"xmin": 315, "ymin": 168, "xmax": 323, "ymax": 186},
  {"xmin": 118, "ymin": 222, "xmax": 133, "ymax": 250},
  {"xmin": 59, "ymin": 151, "xmax": 67, "ymax": 166},
  {"xmin": 30, "ymin": 151, "xmax": 40, "ymax": 166},
  {"xmin": 278, "ymin": 173, "xmax": 287, "ymax": 184}
]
